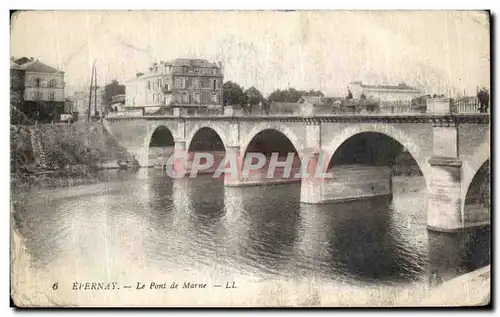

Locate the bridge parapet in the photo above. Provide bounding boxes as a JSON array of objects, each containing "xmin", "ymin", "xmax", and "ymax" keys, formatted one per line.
[{"xmin": 105, "ymin": 95, "xmax": 487, "ymax": 119}]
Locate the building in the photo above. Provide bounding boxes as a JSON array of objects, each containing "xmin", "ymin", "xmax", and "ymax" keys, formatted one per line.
[
  {"xmin": 67, "ymin": 87, "xmax": 105, "ymax": 120},
  {"xmin": 10, "ymin": 57, "xmax": 65, "ymax": 123},
  {"xmin": 125, "ymin": 58, "xmax": 224, "ymax": 114},
  {"xmin": 349, "ymin": 81, "xmax": 422, "ymax": 102},
  {"xmin": 109, "ymin": 94, "xmax": 126, "ymax": 112}
]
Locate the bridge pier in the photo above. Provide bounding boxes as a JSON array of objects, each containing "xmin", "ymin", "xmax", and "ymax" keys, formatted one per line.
[
  {"xmin": 223, "ymin": 146, "xmax": 243, "ymax": 186},
  {"xmin": 300, "ymin": 150, "xmax": 324, "ymax": 204},
  {"xmin": 172, "ymin": 140, "xmax": 188, "ymax": 176},
  {"xmin": 426, "ymin": 157, "xmax": 463, "ymax": 232},
  {"xmin": 426, "ymin": 117, "xmax": 464, "ymax": 232}
]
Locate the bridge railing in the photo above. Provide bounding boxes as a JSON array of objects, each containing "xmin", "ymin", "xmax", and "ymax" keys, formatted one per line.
[
  {"xmin": 324, "ymin": 100, "xmax": 423, "ymax": 115},
  {"xmin": 454, "ymin": 97, "xmax": 482, "ymax": 113},
  {"xmin": 108, "ymin": 98, "xmax": 490, "ymax": 119}
]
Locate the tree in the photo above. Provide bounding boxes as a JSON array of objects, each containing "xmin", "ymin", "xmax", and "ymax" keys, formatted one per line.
[
  {"xmin": 245, "ymin": 86, "xmax": 264, "ymax": 106},
  {"xmin": 223, "ymin": 81, "xmax": 245, "ymax": 106},
  {"xmin": 267, "ymin": 88, "xmax": 324, "ymax": 103},
  {"xmin": 104, "ymin": 79, "xmax": 126, "ymax": 107},
  {"xmin": 304, "ymin": 89, "xmax": 324, "ymax": 97},
  {"xmin": 244, "ymin": 86, "xmax": 264, "ymax": 113},
  {"xmin": 268, "ymin": 88, "xmax": 300, "ymax": 103}
]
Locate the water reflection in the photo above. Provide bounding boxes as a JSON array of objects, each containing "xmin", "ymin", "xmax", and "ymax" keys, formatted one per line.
[
  {"xmin": 12, "ymin": 171, "xmax": 491, "ymax": 288},
  {"xmin": 298, "ymin": 197, "xmax": 426, "ymax": 285},
  {"xmin": 235, "ymin": 184, "xmax": 302, "ymax": 278}
]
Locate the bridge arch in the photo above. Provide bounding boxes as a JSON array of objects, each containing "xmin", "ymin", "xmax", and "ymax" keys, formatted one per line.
[
  {"xmin": 187, "ymin": 127, "xmax": 226, "ymax": 152},
  {"xmin": 461, "ymin": 140, "xmax": 490, "ymax": 217},
  {"xmin": 185, "ymin": 124, "xmax": 228, "ymax": 152},
  {"xmin": 241, "ymin": 122, "xmax": 304, "ymax": 158},
  {"xmin": 323, "ymin": 124, "xmax": 430, "ymax": 190},
  {"xmin": 143, "ymin": 122, "xmax": 179, "ymax": 148},
  {"xmin": 145, "ymin": 124, "xmax": 178, "ymax": 166}
]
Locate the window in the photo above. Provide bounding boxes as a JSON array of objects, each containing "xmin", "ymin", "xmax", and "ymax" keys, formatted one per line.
[
  {"xmin": 212, "ymin": 67, "xmax": 217, "ymax": 75},
  {"xmin": 182, "ymin": 65, "xmax": 188, "ymax": 73},
  {"xmin": 48, "ymin": 78, "xmax": 56, "ymax": 88},
  {"xmin": 34, "ymin": 91, "xmax": 42, "ymax": 100},
  {"xmin": 175, "ymin": 94, "xmax": 182, "ymax": 103},
  {"xmin": 211, "ymin": 93, "xmax": 218, "ymax": 104},
  {"xmin": 193, "ymin": 93, "xmax": 201, "ymax": 104},
  {"xmin": 48, "ymin": 92, "xmax": 55, "ymax": 101},
  {"xmin": 192, "ymin": 78, "xmax": 199, "ymax": 89},
  {"xmin": 213, "ymin": 79, "xmax": 217, "ymax": 90},
  {"xmin": 153, "ymin": 94, "xmax": 156, "ymax": 103},
  {"xmin": 148, "ymin": 81, "xmax": 151, "ymax": 90},
  {"xmin": 34, "ymin": 78, "xmax": 41, "ymax": 88},
  {"xmin": 181, "ymin": 92, "xmax": 189, "ymax": 104},
  {"xmin": 164, "ymin": 83, "xmax": 170, "ymax": 91},
  {"xmin": 175, "ymin": 77, "xmax": 185, "ymax": 89}
]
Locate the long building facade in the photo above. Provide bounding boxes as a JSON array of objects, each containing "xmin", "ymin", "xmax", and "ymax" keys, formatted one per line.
[
  {"xmin": 349, "ymin": 81, "xmax": 422, "ymax": 102},
  {"xmin": 125, "ymin": 58, "xmax": 224, "ymax": 114}
]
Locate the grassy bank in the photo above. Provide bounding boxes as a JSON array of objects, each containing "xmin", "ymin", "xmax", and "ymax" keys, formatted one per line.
[{"xmin": 10, "ymin": 122, "xmax": 138, "ymax": 191}]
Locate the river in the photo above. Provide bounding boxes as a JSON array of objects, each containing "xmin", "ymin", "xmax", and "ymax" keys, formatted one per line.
[{"xmin": 11, "ymin": 169, "xmax": 490, "ymax": 306}]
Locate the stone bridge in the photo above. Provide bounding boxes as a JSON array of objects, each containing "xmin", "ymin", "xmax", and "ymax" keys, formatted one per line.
[{"xmin": 104, "ymin": 99, "xmax": 490, "ymax": 233}]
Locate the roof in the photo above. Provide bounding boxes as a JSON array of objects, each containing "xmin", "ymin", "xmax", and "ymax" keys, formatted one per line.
[
  {"xmin": 136, "ymin": 58, "xmax": 221, "ymax": 79},
  {"xmin": 169, "ymin": 58, "xmax": 219, "ymax": 68},
  {"xmin": 350, "ymin": 81, "xmax": 419, "ymax": 91},
  {"xmin": 13, "ymin": 58, "xmax": 63, "ymax": 73},
  {"xmin": 22, "ymin": 60, "xmax": 63, "ymax": 73}
]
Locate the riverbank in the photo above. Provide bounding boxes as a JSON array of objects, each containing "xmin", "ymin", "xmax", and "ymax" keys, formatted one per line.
[
  {"xmin": 418, "ymin": 265, "xmax": 490, "ymax": 306},
  {"xmin": 10, "ymin": 123, "xmax": 138, "ymax": 192}
]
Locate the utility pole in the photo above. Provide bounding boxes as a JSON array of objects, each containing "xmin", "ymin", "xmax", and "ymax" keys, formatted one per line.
[
  {"xmin": 87, "ymin": 60, "xmax": 95, "ymax": 123},
  {"xmin": 94, "ymin": 62, "xmax": 98, "ymax": 119}
]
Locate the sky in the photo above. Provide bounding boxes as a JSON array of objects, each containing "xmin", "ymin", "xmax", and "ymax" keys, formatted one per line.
[{"xmin": 10, "ymin": 10, "xmax": 490, "ymax": 97}]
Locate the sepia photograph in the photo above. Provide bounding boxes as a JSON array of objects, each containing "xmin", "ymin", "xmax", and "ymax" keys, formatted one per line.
[{"xmin": 9, "ymin": 9, "xmax": 491, "ymax": 307}]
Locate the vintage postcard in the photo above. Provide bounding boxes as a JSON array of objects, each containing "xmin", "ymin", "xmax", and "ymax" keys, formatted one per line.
[{"xmin": 10, "ymin": 10, "xmax": 491, "ymax": 307}]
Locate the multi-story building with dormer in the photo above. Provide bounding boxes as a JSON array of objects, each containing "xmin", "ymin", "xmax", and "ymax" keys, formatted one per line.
[{"xmin": 125, "ymin": 58, "xmax": 224, "ymax": 114}]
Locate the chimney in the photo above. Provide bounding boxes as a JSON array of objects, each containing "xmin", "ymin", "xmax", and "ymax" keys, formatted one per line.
[{"xmin": 136, "ymin": 72, "xmax": 144, "ymax": 78}]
